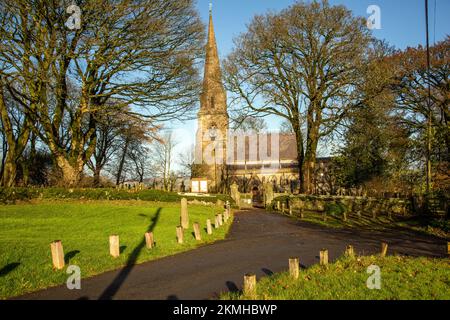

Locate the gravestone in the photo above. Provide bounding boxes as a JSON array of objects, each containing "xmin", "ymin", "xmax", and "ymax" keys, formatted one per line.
[
  {"xmin": 264, "ymin": 182, "xmax": 274, "ymax": 207},
  {"xmin": 230, "ymin": 183, "xmax": 240, "ymax": 208}
]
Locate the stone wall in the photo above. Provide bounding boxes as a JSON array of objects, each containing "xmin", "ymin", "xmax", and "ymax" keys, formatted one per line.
[{"xmin": 272, "ymin": 195, "xmax": 413, "ymax": 217}]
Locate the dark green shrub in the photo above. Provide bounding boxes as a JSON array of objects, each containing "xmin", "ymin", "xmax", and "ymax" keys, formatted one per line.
[
  {"xmin": 0, "ymin": 187, "xmax": 233, "ymax": 204},
  {"xmin": 325, "ymin": 201, "xmax": 347, "ymax": 217}
]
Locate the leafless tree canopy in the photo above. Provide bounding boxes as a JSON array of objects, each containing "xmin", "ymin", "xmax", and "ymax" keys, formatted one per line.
[
  {"xmin": 223, "ymin": 0, "xmax": 372, "ymax": 192},
  {"xmin": 0, "ymin": 0, "xmax": 205, "ymax": 185}
]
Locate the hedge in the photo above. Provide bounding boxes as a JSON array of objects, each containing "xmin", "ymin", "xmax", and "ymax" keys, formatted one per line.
[{"xmin": 0, "ymin": 187, "xmax": 233, "ymax": 204}]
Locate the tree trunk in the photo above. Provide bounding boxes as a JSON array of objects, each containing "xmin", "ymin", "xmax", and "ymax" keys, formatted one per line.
[
  {"xmin": 93, "ymin": 167, "xmax": 101, "ymax": 187},
  {"xmin": 116, "ymin": 137, "xmax": 129, "ymax": 185},
  {"xmin": 1, "ymin": 154, "xmax": 17, "ymax": 187},
  {"xmin": 303, "ymin": 108, "xmax": 320, "ymax": 194},
  {"xmin": 0, "ymin": 84, "xmax": 31, "ymax": 187},
  {"xmin": 292, "ymin": 116, "xmax": 305, "ymax": 193},
  {"xmin": 55, "ymin": 156, "xmax": 84, "ymax": 187}
]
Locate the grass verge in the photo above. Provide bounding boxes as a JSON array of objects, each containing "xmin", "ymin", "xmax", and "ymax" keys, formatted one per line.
[
  {"xmin": 0, "ymin": 200, "xmax": 232, "ymax": 299},
  {"xmin": 221, "ymin": 255, "xmax": 450, "ymax": 300}
]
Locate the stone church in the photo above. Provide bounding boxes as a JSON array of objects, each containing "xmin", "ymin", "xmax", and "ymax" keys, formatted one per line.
[{"xmin": 193, "ymin": 7, "xmax": 331, "ymax": 195}]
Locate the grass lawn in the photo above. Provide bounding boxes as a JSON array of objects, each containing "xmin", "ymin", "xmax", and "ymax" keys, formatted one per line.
[
  {"xmin": 0, "ymin": 200, "xmax": 232, "ymax": 299},
  {"xmin": 221, "ymin": 255, "xmax": 450, "ymax": 300}
]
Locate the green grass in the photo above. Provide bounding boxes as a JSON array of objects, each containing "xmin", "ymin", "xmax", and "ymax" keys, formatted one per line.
[
  {"xmin": 221, "ymin": 255, "xmax": 450, "ymax": 300},
  {"xmin": 0, "ymin": 200, "xmax": 232, "ymax": 299}
]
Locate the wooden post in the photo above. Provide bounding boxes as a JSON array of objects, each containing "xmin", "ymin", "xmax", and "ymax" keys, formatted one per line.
[
  {"xmin": 289, "ymin": 206, "xmax": 292, "ymax": 216},
  {"xmin": 223, "ymin": 210, "xmax": 229, "ymax": 222},
  {"xmin": 176, "ymin": 226, "xmax": 184, "ymax": 244},
  {"xmin": 380, "ymin": 242, "xmax": 388, "ymax": 257},
  {"xmin": 345, "ymin": 245, "xmax": 354, "ymax": 258},
  {"xmin": 277, "ymin": 201, "xmax": 280, "ymax": 211},
  {"xmin": 300, "ymin": 208, "xmax": 304, "ymax": 219},
  {"xmin": 50, "ymin": 240, "xmax": 65, "ymax": 270},
  {"xmin": 206, "ymin": 219, "xmax": 213, "ymax": 235},
  {"xmin": 193, "ymin": 222, "xmax": 201, "ymax": 241},
  {"xmin": 243, "ymin": 274, "xmax": 257, "ymax": 299},
  {"xmin": 218, "ymin": 213, "xmax": 223, "ymax": 226},
  {"xmin": 343, "ymin": 211, "xmax": 347, "ymax": 222},
  {"xmin": 320, "ymin": 249, "xmax": 328, "ymax": 265},
  {"xmin": 289, "ymin": 258, "xmax": 299, "ymax": 279},
  {"xmin": 281, "ymin": 202, "xmax": 285, "ymax": 214},
  {"xmin": 180, "ymin": 198, "xmax": 189, "ymax": 229},
  {"xmin": 144, "ymin": 232, "xmax": 154, "ymax": 249},
  {"xmin": 447, "ymin": 242, "xmax": 450, "ymax": 256},
  {"xmin": 323, "ymin": 212, "xmax": 327, "ymax": 222},
  {"xmin": 109, "ymin": 235, "xmax": 120, "ymax": 258}
]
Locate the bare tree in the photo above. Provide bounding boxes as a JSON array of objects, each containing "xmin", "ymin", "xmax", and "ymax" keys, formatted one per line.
[
  {"xmin": 177, "ymin": 144, "xmax": 195, "ymax": 178},
  {"xmin": 390, "ymin": 37, "xmax": 450, "ymax": 192},
  {"xmin": 149, "ymin": 131, "xmax": 177, "ymax": 191},
  {"xmin": 111, "ymin": 115, "xmax": 156, "ymax": 185},
  {"xmin": 127, "ymin": 140, "xmax": 151, "ymax": 183},
  {"xmin": 223, "ymin": 0, "xmax": 374, "ymax": 193},
  {"xmin": 231, "ymin": 114, "xmax": 268, "ymax": 133},
  {"xmin": 0, "ymin": 80, "xmax": 32, "ymax": 186},
  {"xmin": 0, "ymin": 0, "xmax": 205, "ymax": 186}
]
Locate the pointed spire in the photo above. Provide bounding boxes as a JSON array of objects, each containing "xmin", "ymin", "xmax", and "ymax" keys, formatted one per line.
[
  {"xmin": 201, "ymin": 1, "xmax": 226, "ymax": 113},
  {"xmin": 205, "ymin": 4, "xmax": 219, "ymax": 70}
]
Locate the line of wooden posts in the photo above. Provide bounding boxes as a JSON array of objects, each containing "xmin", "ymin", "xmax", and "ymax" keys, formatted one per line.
[
  {"xmin": 50, "ymin": 198, "xmax": 232, "ymax": 270},
  {"xmin": 242, "ymin": 241, "xmax": 450, "ymax": 298},
  {"xmin": 242, "ymin": 243, "xmax": 386, "ymax": 298}
]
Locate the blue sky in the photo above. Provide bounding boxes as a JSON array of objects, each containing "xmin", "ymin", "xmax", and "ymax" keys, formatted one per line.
[
  {"xmin": 170, "ymin": 0, "xmax": 450, "ymax": 161},
  {"xmin": 199, "ymin": 0, "xmax": 449, "ymax": 56}
]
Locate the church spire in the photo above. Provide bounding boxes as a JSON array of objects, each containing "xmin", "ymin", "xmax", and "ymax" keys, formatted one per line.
[
  {"xmin": 195, "ymin": 2, "xmax": 228, "ymax": 191},
  {"xmin": 200, "ymin": 1, "xmax": 226, "ymax": 113}
]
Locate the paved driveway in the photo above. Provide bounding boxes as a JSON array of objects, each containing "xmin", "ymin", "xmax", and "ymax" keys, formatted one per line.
[{"xmin": 16, "ymin": 208, "xmax": 446, "ymax": 300}]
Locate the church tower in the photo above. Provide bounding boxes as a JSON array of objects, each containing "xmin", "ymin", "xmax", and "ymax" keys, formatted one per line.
[{"xmin": 194, "ymin": 3, "xmax": 229, "ymax": 192}]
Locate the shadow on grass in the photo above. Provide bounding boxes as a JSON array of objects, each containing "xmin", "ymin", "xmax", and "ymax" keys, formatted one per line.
[
  {"xmin": 98, "ymin": 208, "xmax": 162, "ymax": 300},
  {"xmin": 287, "ymin": 211, "xmax": 448, "ymax": 258},
  {"xmin": 261, "ymin": 268, "xmax": 273, "ymax": 276},
  {"xmin": 0, "ymin": 262, "xmax": 20, "ymax": 277},
  {"xmin": 64, "ymin": 250, "xmax": 80, "ymax": 264},
  {"xmin": 225, "ymin": 281, "xmax": 239, "ymax": 292}
]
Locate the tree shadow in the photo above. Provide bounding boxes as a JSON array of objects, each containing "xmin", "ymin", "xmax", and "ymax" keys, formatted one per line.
[
  {"xmin": 0, "ymin": 262, "xmax": 20, "ymax": 277},
  {"xmin": 64, "ymin": 250, "xmax": 80, "ymax": 264},
  {"xmin": 296, "ymin": 216, "xmax": 447, "ymax": 258},
  {"xmin": 120, "ymin": 246, "xmax": 127, "ymax": 254},
  {"xmin": 98, "ymin": 208, "xmax": 162, "ymax": 300},
  {"xmin": 225, "ymin": 281, "xmax": 239, "ymax": 292},
  {"xmin": 261, "ymin": 268, "xmax": 273, "ymax": 276},
  {"xmin": 167, "ymin": 294, "xmax": 179, "ymax": 300}
]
